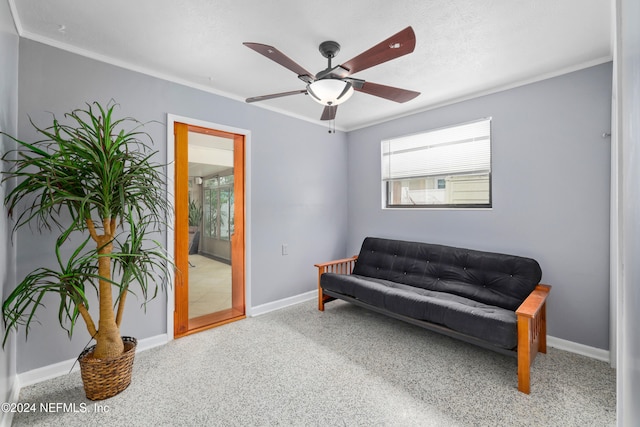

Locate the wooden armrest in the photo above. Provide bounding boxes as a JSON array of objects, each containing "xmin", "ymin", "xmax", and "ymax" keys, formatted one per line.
[
  {"xmin": 314, "ymin": 255, "xmax": 358, "ymax": 269},
  {"xmin": 516, "ymin": 284, "xmax": 551, "ymax": 318},
  {"xmin": 516, "ymin": 283, "xmax": 551, "ymax": 394},
  {"xmin": 316, "ymin": 256, "xmax": 358, "ymax": 311}
]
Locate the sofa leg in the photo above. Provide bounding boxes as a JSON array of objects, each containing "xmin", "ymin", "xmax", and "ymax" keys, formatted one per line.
[
  {"xmin": 517, "ymin": 356, "xmax": 531, "ymax": 394},
  {"xmin": 517, "ymin": 315, "xmax": 531, "ymax": 394},
  {"xmin": 318, "ymin": 287, "xmax": 325, "ymax": 311}
]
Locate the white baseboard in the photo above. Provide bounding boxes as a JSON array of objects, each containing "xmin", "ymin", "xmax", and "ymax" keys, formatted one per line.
[
  {"xmin": 547, "ymin": 335, "xmax": 610, "ymax": 362},
  {"xmin": 17, "ymin": 333, "xmax": 169, "ymax": 389},
  {"xmin": 0, "ymin": 377, "xmax": 21, "ymax": 427},
  {"xmin": 17, "ymin": 356, "xmax": 80, "ymax": 389},
  {"xmin": 136, "ymin": 333, "xmax": 169, "ymax": 353},
  {"xmin": 248, "ymin": 290, "xmax": 316, "ymax": 317}
]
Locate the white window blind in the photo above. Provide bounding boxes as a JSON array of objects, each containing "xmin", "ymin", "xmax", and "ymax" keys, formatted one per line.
[{"xmin": 382, "ymin": 119, "xmax": 491, "ymax": 181}]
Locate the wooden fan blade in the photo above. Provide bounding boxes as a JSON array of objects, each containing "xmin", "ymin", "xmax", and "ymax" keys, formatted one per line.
[
  {"xmin": 246, "ymin": 89, "xmax": 307, "ymax": 103},
  {"xmin": 321, "ymin": 105, "xmax": 337, "ymax": 121},
  {"xmin": 339, "ymin": 26, "xmax": 416, "ymax": 76},
  {"xmin": 355, "ymin": 82, "xmax": 420, "ymax": 103},
  {"xmin": 243, "ymin": 43, "xmax": 315, "ymax": 83}
]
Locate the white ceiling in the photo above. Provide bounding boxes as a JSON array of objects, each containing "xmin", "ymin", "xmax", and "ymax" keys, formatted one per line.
[
  {"xmin": 187, "ymin": 131, "xmax": 233, "ymax": 178},
  {"xmin": 8, "ymin": 0, "xmax": 612, "ymax": 131}
]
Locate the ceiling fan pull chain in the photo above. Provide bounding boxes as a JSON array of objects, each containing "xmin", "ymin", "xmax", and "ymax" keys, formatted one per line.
[{"xmin": 329, "ymin": 119, "xmax": 336, "ymax": 134}]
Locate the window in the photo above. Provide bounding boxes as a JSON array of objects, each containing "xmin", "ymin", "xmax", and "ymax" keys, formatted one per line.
[
  {"xmin": 203, "ymin": 174, "xmax": 234, "ymax": 240},
  {"xmin": 382, "ymin": 118, "xmax": 491, "ymax": 208}
]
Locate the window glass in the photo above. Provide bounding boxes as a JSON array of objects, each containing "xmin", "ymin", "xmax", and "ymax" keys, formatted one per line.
[
  {"xmin": 203, "ymin": 185, "xmax": 218, "ymax": 238},
  {"xmin": 203, "ymin": 173, "xmax": 234, "ymax": 238},
  {"xmin": 220, "ymin": 188, "xmax": 231, "ymax": 241},
  {"xmin": 382, "ymin": 118, "xmax": 491, "ymax": 208},
  {"xmin": 219, "ymin": 175, "xmax": 234, "ymax": 186}
]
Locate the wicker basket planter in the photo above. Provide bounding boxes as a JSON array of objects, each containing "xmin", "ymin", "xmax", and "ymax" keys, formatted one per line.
[{"xmin": 78, "ymin": 337, "xmax": 137, "ymax": 400}]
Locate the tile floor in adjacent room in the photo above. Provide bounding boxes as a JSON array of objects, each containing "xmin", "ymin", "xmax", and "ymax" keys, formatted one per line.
[{"xmin": 187, "ymin": 254, "xmax": 232, "ymax": 319}]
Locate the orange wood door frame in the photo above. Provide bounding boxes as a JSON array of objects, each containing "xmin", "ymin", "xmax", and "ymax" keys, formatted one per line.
[
  {"xmin": 231, "ymin": 134, "xmax": 246, "ymax": 315},
  {"xmin": 173, "ymin": 123, "xmax": 246, "ymax": 338},
  {"xmin": 174, "ymin": 122, "xmax": 190, "ymax": 337}
]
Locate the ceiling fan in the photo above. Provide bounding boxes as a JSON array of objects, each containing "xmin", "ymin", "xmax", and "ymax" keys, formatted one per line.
[{"xmin": 243, "ymin": 26, "xmax": 420, "ymax": 122}]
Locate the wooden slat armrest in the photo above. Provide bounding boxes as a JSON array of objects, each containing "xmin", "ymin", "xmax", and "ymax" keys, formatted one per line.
[
  {"xmin": 316, "ymin": 256, "xmax": 358, "ymax": 311},
  {"xmin": 516, "ymin": 284, "xmax": 551, "ymax": 318},
  {"xmin": 314, "ymin": 255, "xmax": 358, "ymax": 269},
  {"xmin": 516, "ymin": 283, "xmax": 550, "ymax": 393}
]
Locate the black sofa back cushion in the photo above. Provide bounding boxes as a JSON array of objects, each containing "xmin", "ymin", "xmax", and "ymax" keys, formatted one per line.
[{"xmin": 352, "ymin": 237, "xmax": 542, "ymax": 311}]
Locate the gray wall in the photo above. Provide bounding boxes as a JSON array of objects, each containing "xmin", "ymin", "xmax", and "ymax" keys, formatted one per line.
[
  {"xmin": 0, "ymin": 0, "xmax": 18, "ymax": 405},
  {"xmin": 9, "ymin": 35, "xmax": 616, "ymax": 372},
  {"xmin": 15, "ymin": 39, "xmax": 348, "ymax": 372},
  {"xmin": 618, "ymin": 0, "xmax": 640, "ymax": 422},
  {"xmin": 346, "ymin": 63, "xmax": 612, "ymax": 350}
]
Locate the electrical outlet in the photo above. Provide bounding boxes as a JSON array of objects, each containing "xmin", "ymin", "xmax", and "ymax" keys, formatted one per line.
[{"xmin": 282, "ymin": 244, "xmax": 288, "ymax": 256}]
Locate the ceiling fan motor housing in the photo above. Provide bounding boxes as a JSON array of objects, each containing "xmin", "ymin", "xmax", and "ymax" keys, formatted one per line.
[{"xmin": 319, "ymin": 41, "xmax": 341, "ymax": 59}]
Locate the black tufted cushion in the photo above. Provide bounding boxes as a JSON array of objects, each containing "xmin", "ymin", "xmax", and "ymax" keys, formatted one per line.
[
  {"xmin": 351, "ymin": 237, "xmax": 542, "ymax": 311},
  {"xmin": 321, "ymin": 273, "xmax": 519, "ymax": 348}
]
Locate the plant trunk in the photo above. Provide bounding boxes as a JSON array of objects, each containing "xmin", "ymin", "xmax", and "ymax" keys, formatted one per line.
[{"xmin": 91, "ymin": 228, "xmax": 124, "ymax": 359}]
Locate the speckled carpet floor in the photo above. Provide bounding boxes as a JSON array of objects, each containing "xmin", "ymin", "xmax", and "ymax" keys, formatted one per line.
[{"xmin": 13, "ymin": 300, "xmax": 616, "ymax": 426}]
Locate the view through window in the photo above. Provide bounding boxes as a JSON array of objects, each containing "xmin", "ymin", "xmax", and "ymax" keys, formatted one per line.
[
  {"xmin": 204, "ymin": 174, "xmax": 234, "ymax": 240},
  {"xmin": 382, "ymin": 118, "xmax": 492, "ymax": 208}
]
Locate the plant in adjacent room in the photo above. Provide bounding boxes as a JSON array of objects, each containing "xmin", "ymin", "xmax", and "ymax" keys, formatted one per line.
[{"xmin": 188, "ymin": 195, "xmax": 202, "ymax": 229}]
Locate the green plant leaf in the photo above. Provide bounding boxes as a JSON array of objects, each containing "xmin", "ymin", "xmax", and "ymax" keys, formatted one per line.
[{"xmin": 1, "ymin": 100, "xmax": 176, "ymax": 349}]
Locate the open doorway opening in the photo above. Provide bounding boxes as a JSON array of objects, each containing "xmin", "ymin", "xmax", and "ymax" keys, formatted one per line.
[{"xmin": 173, "ymin": 122, "xmax": 246, "ymax": 337}]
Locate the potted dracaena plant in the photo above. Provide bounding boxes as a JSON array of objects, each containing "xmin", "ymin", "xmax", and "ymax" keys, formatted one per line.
[
  {"xmin": 188, "ymin": 195, "xmax": 203, "ymax": 232},
  {"xmin": 1, "ymin": 101, "xmax": 173, "ymax": 400}
]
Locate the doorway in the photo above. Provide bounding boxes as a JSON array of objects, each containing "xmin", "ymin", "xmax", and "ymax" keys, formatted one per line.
[{"xmin": 173, "ymin": 122, "xmax": 246, "ymax": 338}]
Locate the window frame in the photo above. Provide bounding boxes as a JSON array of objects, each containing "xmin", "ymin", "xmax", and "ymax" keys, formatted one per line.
[{"xmin": 381, "ymin": 118, "xmax": 492, "ymax": 210}]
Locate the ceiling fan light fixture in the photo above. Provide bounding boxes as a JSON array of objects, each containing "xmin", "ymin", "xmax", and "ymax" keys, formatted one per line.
[{"xmin": 306, "ymin": 79, "xmax": 354, "ymax": 106}]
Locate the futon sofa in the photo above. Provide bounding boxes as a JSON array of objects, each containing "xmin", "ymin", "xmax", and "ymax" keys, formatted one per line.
[{"xmin": 315, "ymin": 237, "xmax": 551, "ymax": 394}]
